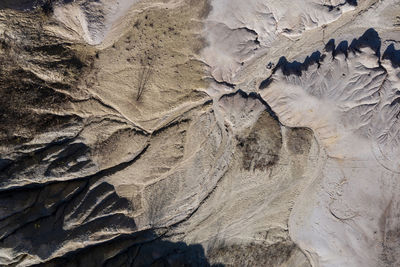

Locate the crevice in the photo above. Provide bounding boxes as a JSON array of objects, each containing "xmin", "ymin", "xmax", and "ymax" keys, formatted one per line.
[
  {"xmin": 0, "ymin": 179, "xmax": 88, "ymax": 242},
  {"xmin": 0, "ymin": 143, "xmax": 149, "ymax": 194},
  {"xmin": 236, "ymin": 27, "xmax": 258, "ymax": 36},
  {"xmin": 152, "ymin": 119, "xmax": 190, "ymax": 136},
  {"xmin": 208, "ymin": 77, "xmax": 235, "ymax": 89},
  {"xmin": 220, "ymin": 89, "xmax": 280, "ymax": 122},
  {"xmin": 85, "ymin": 95, "xmax": 151, "ymax": 135}
]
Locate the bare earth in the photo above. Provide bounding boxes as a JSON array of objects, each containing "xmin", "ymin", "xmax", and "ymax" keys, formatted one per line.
[{"xmin": 0, "ymin": 0, "xmax": 400, "ymax": 266}]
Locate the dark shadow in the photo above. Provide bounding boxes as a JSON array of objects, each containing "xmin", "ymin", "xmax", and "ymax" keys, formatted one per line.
[
  {"xmin": 259, "ymin": 28, "xmax": 385, "ymax": 85},
  {"xmin": 0, "ymin": 0, "xmax": 73, "ymax": 12},
  {"xmin": 383, "ymin": 43, "xmax": 400, "ymax": 68},
  {"xmin": 31, "ymin": 229, "xmax": 222, "ymax": 267},
  {"xmin": 326, "ymin": 39, "xmax": 349, "ymax": 58},
  {"xmin": 269, "ymin": 51, "xmax": 323, "ymax": 77},
  {"xmin": 323, "ymin": 0, "xmax": 357, "ymax": 12},
  {"xmin": 107, "ymin": 233, "xmax": 222, "ymax": 267},
  {"xmin": 0, "ymin": 0, "xmax": 40, "ymax": 10},
  {"xmin": 0, "ymin": 161, "xmax": 219, "ymax": 267},
  {"xmin": 335, "ymin": 40, "xmax": 349, "ymax": 58},
  {"xmin": 346, "ymin": 0, "xmax": 357, "ymax": 6},
  {"xmin": 349, "ymin": 28, "xmax": 381, "ymax": 57},
  {"xmin": 0, "ymin": 159, "xmax": 12, "ymax": 173},
  {"xmin": 325, "ymin": 39, "xmax": 335, "ymax": 52},
  {"xmin": 274, "ymin": 57, "xmax": 302, "ymax": 76},
  {"xmin": 259, "ymin": 77, "xmax": 273, "ymax": 90}
]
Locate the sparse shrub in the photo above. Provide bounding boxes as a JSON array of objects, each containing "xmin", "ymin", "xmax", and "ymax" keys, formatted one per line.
[{"xmin": 136, "ymin": 54, "xmax": 154, "ymax": 101}]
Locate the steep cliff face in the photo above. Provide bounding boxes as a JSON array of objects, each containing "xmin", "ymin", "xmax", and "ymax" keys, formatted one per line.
[{"xmin": 1, "ymin": 0, "xmax": 400, "ymax": 266}]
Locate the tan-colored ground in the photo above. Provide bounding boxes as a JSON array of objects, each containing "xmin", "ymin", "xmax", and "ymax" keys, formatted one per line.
[{"xmin": 81, "ymin": 0, "xmax": 210, "ymax": 131}]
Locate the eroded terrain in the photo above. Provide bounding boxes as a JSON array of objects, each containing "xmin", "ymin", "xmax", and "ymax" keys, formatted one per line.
[{"xmin": 1, "ymin": 0, "xmax": 400, "ymax": 266}]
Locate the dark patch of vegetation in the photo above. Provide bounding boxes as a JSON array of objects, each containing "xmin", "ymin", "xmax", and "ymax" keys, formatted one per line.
[
  {"xmin": 286, "ymin": 128, "xmax": 313, "ymax": 155},
  {"xmin": 208, "ymin": 241, "xmax": 307, "ymax": 266},
  {"xmin": 237, "ymin": 111, "xmax": 282, "ymax": 171}
]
